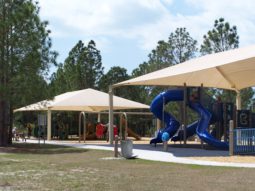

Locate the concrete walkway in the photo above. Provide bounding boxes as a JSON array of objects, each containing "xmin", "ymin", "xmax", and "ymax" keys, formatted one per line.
[{"xmin": 26, "ymin": 139, "xmax": 255, "ymax": 168}]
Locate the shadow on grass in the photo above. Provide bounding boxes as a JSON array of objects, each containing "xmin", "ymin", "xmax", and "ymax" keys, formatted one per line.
[{"xmin": 0, "ymin": 143, "xmax": 89, "ymax": 155}]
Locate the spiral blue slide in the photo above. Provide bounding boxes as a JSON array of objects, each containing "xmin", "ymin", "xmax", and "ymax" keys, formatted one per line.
[
  {"xmin": 189, "ymin": 102, "xmax": 228, "ymax": 150},
  {"xmin": 150, "ymin": 89, "xmax": 183, "ymax": 145},
  {"xmin": 150, "ymin": 89, "xmax": 197, "ymax": 145},
  {"xmin": 150, "ymin": 89, "xmax": 229, "ymax": 150}
]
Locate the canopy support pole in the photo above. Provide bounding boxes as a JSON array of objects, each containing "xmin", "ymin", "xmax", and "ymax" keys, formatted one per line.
[
  {"xmin": 200, "ymin": 84, "xmax": 204, "ymax": 148},
  {"xmin": 47, "ymin": 110, "xmax": 51, "ymax": 140},
  {"xmin": 236, "ymin": 90, "xmax": 241, "ymax": 110},
  {"xmin": 162, "ymin": 96, "xmax": 165, "ymax": 129},
  {"xmin": 83, "ymin": 113, "xmax": 86, "ymax": 143},
  {"xmin": 79, "ymin": 112, "xmax": 86, "ymax": 143},
  {"xmin": 97, "ymin": 113, "xmax": 101, "ymax": 123},
  {"xmin": 183, "ymin": 83, "xmax": 187, "ymax": 145},
  {"xmin": 156, "ymin": 119, "xmax": 161, "ymax": 131},
  {"xmin": 109, "ymin": 86, "xmax": 114, "ymax": 144},
  {"xmin": 124, "ymin": 113, "xmax": 128, "ymax": 140},
  {"xmin": 119, "ymin": 114, "xmax": 122, "ymax": 140}
]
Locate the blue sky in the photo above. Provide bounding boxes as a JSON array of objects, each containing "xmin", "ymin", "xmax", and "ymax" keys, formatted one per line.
[{"xmin": 39, "ymin": 0, "xmax": 255, "ymax": 74}]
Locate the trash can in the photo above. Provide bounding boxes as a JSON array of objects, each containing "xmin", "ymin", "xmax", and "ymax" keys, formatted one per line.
[{"xmin": 120, "ymin": 139, "xmax": 134, "ymax": 159}]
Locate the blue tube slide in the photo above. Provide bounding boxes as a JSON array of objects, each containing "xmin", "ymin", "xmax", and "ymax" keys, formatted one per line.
[
  {"xmin": 150, "ymin": 90, "xmax": 183, "ymax": 145},
  {"xmin": 150, "ymin": 89, "xmax": 229, "ymax": 150},
  {"xmin": 171, "ymin": 121, "xmax": 198, "ymax": 142},
  {"xmin": 189, "ymin": 102, "xmax": 229, "ymax": 150}
]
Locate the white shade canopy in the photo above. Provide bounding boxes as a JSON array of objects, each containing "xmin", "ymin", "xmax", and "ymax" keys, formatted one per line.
[
  {"xmin": 114, "ymin": 45, "xmax": 255, "ymax": 91},
  {"xmin": 14, "ymin": 88, "xmax": 149, "ymax": 112}
]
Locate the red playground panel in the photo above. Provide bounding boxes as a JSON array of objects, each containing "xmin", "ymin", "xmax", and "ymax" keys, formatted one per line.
[
  {"xmin": 113, "ymin": 125, "xmax": 118, "ymax": 136},
  {"xmin": 96, "ymin": 123, "xmax": 105, "ymax": 139},
  {"xmin": 96, "ymin": 123, "xmax": 118, "ymax": 139}
]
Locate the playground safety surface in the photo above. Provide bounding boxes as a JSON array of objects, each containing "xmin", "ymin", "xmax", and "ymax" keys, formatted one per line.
[{"xmin": 25, "ymin": 138, "xmax": 255, "ymax": 168}]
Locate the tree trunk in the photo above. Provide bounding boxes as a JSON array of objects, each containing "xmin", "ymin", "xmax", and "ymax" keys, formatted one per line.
[
  {"xmin": 0, "ymin": 1, "xmax": 10, "ymax": 146},
  {"xmin": 0, "ymin": 100, "xmax": 9, "ymax": 146},
  {"xmin": 8, "ymin": 104, "xmax": 13, "ymax": 144}
]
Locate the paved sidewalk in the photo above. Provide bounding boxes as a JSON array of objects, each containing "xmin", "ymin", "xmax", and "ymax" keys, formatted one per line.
[{"xmin": 26, "ymin": 139, "xmax": 255, "ymax": 168}]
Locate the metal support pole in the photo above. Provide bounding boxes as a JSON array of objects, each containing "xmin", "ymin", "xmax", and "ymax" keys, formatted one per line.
[
  {"xmin": 162, "ymin": 96, "xmax": 165, "ymax": 129},
  {"xmin": 223, "ymin": 104, "xmax": 227, "ymax": 142},
  {"xmin": 180, "ymin": 124, "xmax": 184, "ymax": 145},
  {"xmin": 200, "ymin": 84, "xmax": 204, "ymax": 148},
  {"xmin": 200, "ymin": 84, "xmax": 203, "ymax": 104},
  {"xmin": 236, "ymin": 90, "xmax": 241, "ymax": 110},
  {"xmin": 119, "ymin": 114, "xmax": 123, "ymax": 140},
  {"xmin": 109, "ymin": 86, "xmax": 114, "ymax": 144},
  {"xmin": 229, "ymin": 120, "xmax": 234, "ymax": 156},
  {"xmin": 79, "ymin": 114, "xmax": 81, "ymax": 143},
  {"xmin": 156, "ymin": 119, "xmax": 161, "ymax": 130},
  {"xmin": 114, "ymin": 135, "xmax": 119, "ymax": 157},
  {"xmin": 83, "ymin": 114, "xmax": 86, "ymax": 143},
  {"xmin": 163, "ymin": 141, "xmax": 168, "ymax": 152},
  {"xmin": 97, "ymin": 113, "xmax": 101, "ymax": 123},
  {"xmin": 235, "ymin": 91, "xmax": 241, "ymax": 145},
  {"xmin": 79, "ymin": 112, "xmax": 86, "ymax": 143},
  {"xmin": 183, "ymin": 83, "xmax": 187, "ymax": 145},
  {"xmin": 47, "ymin": 110, "xmax": 51, "ymax": 140},
  {"xmin": 124, "ymin": 113, "xmax": 128, "ymax": 140},
  {"xmin": 233, "ymin": 105, "xmax": 237, "ymax": 128}
]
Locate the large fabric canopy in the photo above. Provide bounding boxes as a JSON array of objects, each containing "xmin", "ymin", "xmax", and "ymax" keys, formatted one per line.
[
  {"xmin": 14, "ymin": 88, "xmax": 149, "ymax": 112},
  {"xmin": 114, "ymin": 45, "xmax": 255, "ymax": 91},
  {"xmin": 108, "ymin": 45, "xmax": 255, "ymax": 144}
]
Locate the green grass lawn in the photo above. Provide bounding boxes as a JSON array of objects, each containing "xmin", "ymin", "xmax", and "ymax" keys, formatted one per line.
[{"xmin": 1, "ymin": 143, "xmax": 255, "ymax": 191}]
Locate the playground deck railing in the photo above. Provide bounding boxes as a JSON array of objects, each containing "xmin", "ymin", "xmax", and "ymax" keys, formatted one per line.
[{"xmin": 233, "ymin": 128, "xmax": 255, "ymax": 155}]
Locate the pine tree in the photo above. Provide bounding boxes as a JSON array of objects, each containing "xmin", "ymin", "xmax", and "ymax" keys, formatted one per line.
[
  {"xmin": 201, "ymin": 18, "xmax": 253, "ymax": 108},
  {"xmin": 0, "ymin": 0, "xmax": 57, "ymax": 145},
  {"xmin": 51, "ymin": 40, "xmax": 104, "ymax": 93},
  {"xmin": 131, "ymin": 27, "xmax": 197, "ymax": 104}
]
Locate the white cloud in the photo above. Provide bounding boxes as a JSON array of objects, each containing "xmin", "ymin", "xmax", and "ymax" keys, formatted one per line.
[
  {"xmin": 40, "ymin": 0, "xmax": 116, "ymax": 36},
  {"xmin": 39, "ymin": 0, "xmax": 170, "ymax": 47},
  {"xmin": 39, "ymin": 0, "xmax": 255, "ymax": 53},
  {"xmin": 185, "ymin": 0, "xmax": 255, "ymax": 46},
  {"xmin": 161, "ymin": 0, "xmax": 173, "ymax": 5}
]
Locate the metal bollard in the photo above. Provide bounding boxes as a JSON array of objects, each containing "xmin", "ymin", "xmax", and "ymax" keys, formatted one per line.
[
  {"xmin": 229, "ymin": 120, "xmax": 234, "ymax": 156},
  {"xmin": 163, "ymin": 141, "xmax": 168, "ymax": 152},
  {"xmin": 114, "ymin": 135, "xmax": 119, "ymax": 157},
  {"xmin": 201, "ymin": 139, "xmax": 204, "ymax": 149}
]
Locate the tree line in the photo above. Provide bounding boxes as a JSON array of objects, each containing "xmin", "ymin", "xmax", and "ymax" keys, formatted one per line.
[{"xmin": 0, "ymin": 0, "xmax": 253, "ymax": 146}]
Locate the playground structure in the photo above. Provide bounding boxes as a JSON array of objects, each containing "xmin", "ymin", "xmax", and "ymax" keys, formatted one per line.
[
  {"xmin": 14, "ymin": 88, "xmax": 150, "ymax": 144},
  {"xmin": 78, "ymin": 111, "xmax": 150, "ymax": 143},
  {"xmin": 13, "ymin": 45, "xmax": 255, "ymax": 154},
  {"xmin": 14, "ymin": 88, "xmax": 150, "ymax": 141},
  {"xmin": 110, "ymin": 45, "xmax": 255, "ymax": 155},
  {"xmin": 149, "ymin": 87, "xmax": 255, "ymax": 152},
  {"xmin": 150, "ymin": 88, "xmax": 229, "ymax": 149}
]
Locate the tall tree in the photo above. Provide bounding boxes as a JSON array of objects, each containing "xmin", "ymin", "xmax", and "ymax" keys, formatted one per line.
[
  {"xmin": 132, "ymin": 27, "xmax": 197, "ymax": 104},
  {"xmin": 0, "ymin": 0, "xmax": 57, "ymax": 145},
  {"xmin": 168, "ymin": 27, "xmax": 198, "ymax": 64},
  {"xmin": 49, "ymin": 64, "xmax": 68, "ymax": 96},
  {"xmin": 51, "ymin": 40, "xmax": 104, "ymax": 93},
  {"xmin": 133, "ymin": 28, "xmax": 197, "ymax": 76},
  {"xmin": 99, "ymin": 66, "xmax": 129, "ymax": 97},
  {"xmin": 201, "ymin": 18, "xmax": 239, "ymax": 55},
  {"xmin": 201, "ymin": 18, "xmax": 253, "ymax": 108}
]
